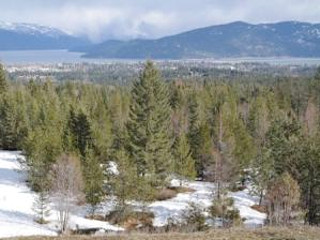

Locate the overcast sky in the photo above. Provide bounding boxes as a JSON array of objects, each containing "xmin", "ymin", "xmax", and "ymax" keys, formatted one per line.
[{"xmin": 1, "ymin": 0, "xmax": 320, "ymax": 42}]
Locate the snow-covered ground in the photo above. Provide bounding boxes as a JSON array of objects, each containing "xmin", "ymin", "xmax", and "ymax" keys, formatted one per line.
[
  {"xmin": 0, "ymin": 151, "xmax": 56, "ymax": 237},
  {"xmin": 0, "ymin": 151, "xmax": 266, "ymax": 238},
  {"xmin": 149, "ymin": 179, "xmax": 215, "ymax": 226},
  {"xmin": 0, "ymin": 151, "xmax": 122, "ymax": 238},
  {"xmin": 149, "ymin": 179, "xmax": 266, "ymax": 227},
  {"xmin": 230, "ymin": 189, "xmax": 266, "ymax": 227}
]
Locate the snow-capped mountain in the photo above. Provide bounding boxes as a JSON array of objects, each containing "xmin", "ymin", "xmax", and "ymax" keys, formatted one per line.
[
  {"xmin": 0, "ymin": 21, "xmax": 69, "ymax": 37},
  {"xmin": 0, "ymin": 21, "xmax": 88, "ymax": 50}
]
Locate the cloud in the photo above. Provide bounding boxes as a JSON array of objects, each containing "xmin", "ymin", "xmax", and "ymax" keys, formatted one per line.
[{"xmin": 0, "ymin": 0, "xmax": 319, "ymax": 42}]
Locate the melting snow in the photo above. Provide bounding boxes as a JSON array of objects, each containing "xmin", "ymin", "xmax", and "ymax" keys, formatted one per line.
[
  {"xmin": 0, "ymin": 151, "xmax": 123, "ymax": 238},
  {"xmin": 0, "ymin": 151, "xmax": 266, "ymax": 237},
  {"xmin": 149, "ymin": 179, "xmax": 266, "ymax": 227}
]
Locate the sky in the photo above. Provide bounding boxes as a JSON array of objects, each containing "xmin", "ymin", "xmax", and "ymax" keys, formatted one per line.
[{"xmin": 0, "ymin": 0, "xmax": 320, "ymax": 42}]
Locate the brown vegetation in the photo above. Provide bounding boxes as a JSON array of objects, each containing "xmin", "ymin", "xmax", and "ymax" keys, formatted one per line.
[
  {"xmin": 251, "ymin": 204, "xmax": 268, "ymax": 214},
  {"xmin": 4, "ymin": 227, "xmax": 320, "ymax": 240},
  {"xmin": 155, "ymin": 186, "xmax": 195, "ymax": 201},
  {"xmin": 155, "ymin": 188, "xmax": 177, "ymax": 201},
  {"xmin": 105, "ymin": 210, "xmax": 154, "ymax": 230}
]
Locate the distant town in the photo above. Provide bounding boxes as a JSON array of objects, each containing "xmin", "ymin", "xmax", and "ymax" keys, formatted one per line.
[{"xmin": 5, "ymin": 59, "xmax": 319, "ymax": 84}]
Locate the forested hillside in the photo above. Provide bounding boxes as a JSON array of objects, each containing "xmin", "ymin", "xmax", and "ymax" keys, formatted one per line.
[
  {"xmin": 83, "ymin": 21, "xmax": 320, "ymax": 59},
  {"xmin": 1, "ymin": 62, "xmax": 320, "ymax": 233}
]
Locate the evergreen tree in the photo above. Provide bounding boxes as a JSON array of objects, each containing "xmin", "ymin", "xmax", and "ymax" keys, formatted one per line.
[
  {"xmin": 110, "ymin": 146, "xmax": 142, "ymax": 207},
  {"xmin": 0, "ymin": 64, "xmax": 8, "ymax": 94},
  {"xmin": 83, "ymin": 150, "xmax": 105, "ymax": 217},
  {"xmin": 91, "ymin": 100, "xmax": 113, "ymax": 162},
  {"xmin": 127, "ymin": 61, "xmax": 173, "ymax": 186},
  {"xmin": 311, "ymin": 67, "xmax": 320, "ymax": 108},
  {"xmin": 173, "ymin": 132, "xmax": 196, "ymax": 182},
  {"xmin": 296, "ymin": 137, "xmax": 320, "ymax": 225},
  {"xmin": 187, "ymin": 93, "xmax": 203, "ymax": 177},
  {"xmin": 23, "ymin": 126, "xmax": 63, "ymax": 191},
  {"xmin": 33, "ymin": 190, "xmax": 51, "ymax": 224},
  {"xmin": 67, "ymin": 108, "xmax": 93, "ymax": 157},
  {"xmin": 265, "ymin": 115, "xmax": 302, "ymax": 177},
  {"xmin": 0, "ymin": 97, "xmax": 17, "ymax": 150}
]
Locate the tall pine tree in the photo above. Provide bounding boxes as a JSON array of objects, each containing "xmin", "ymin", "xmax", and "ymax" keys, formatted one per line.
[
  {"xmin": 0, "ymin": 64, "xmax": 7, "ymax": 95},
  {"xmin": 173, "ymin": 132, "xmax": 196, "ymax": 183},
  {"xmin": 127, "ymin": 61, "xmax": 173, "ymax": 186}
]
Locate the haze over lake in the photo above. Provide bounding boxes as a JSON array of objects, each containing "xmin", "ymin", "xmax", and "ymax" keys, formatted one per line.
[
  {"xmin": 0, "ymin": 50, "xmax": 90, "ymax": 64},
  {"xmin": 1, "ymin": 49, "xmax": 320, "ymax": 66}
]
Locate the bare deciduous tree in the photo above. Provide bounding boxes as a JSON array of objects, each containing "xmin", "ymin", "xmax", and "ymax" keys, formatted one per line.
[
  {"xmin": 266, "ymin": 172, "xmax": 300, "ymax": 225},
  {"xmin": 50, "ymin": 154, "xmax": 84, "ymax": 234},
  {"xmin": 304, "ymin": 98, "xmax": 319, "ymax": 137}
]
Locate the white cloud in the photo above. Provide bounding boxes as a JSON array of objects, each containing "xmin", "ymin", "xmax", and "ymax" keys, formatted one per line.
[{"xmin": 0, "ymin": 0, "xmax": 319, "ymax": 42}]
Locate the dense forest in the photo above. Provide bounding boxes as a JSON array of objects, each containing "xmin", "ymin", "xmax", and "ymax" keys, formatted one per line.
[{"xmin": 1, "ymin": 62, "xmax": 320, "ymax": 232}]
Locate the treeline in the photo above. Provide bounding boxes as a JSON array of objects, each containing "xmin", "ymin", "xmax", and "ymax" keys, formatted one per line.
[
  {"xmin": 8, "ymin": 61, "xmax": 317, "ymax": 85},
  {"xmin": 1, "ymin": 62, "xmax": 320, "ymax": 228}
]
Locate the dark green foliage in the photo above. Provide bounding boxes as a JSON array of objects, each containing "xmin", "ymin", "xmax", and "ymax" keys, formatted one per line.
[
  {"xmin": 0, "ymin": 64, "xmax": 8, "ymax": 94},
  {"xmin": 295, "ymin": 138, "xmax": 320, "ymax": 225},
  {"xmin": 187, "ymin": 93, "xmax": 206, "ymax": 178},
  {"xmin": 173, "ymin": 132, "xmax": 196, "ymax": 180},
  {"xmin": 83, "ymin": 150, "xmax": 105, "ymax": 217},
  {"xmin": 265, "ymin": 116, "xmax": 302, "ymax": 176},
  {"xmin": 23, "ymin": 126, "xmax": 63, "ymax": 191},
  {"xmin": 182, "ymin": 202, "xmax": 208, "ymax": 232},
  {"xmin": 1, "ymin": 61, "xmax": 320, "ymax": 227},
  {"xmin": 0, "ymin": 98, "xmax": 17, "ymax": 150},
  {"xmin": 67, "ymin": 108, "xmax": 93, "ymax": 157},
  {"xmin": 127, "ymin": 61, "xmax": 173, "ymax": 186}
]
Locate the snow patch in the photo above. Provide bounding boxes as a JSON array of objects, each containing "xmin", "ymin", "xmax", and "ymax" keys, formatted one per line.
[
  {"xmin": 149, "ymin": 179, "xmax": 266, "ymax": 227},
  {"xmin": 230, "ymin": 189, "xmax": 266, "ymax": 227},
  {"xmin": 0, "ymin": 151, "xmax": 266, "ymax": 237},
  {"xmin": 0, "ymin": 151, "xmax": 123, "ymax": 238}
]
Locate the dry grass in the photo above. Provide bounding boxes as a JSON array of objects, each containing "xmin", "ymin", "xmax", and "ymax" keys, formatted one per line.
[
  {"xmin": 169, "ymin": 186, "xmax": 195, "ymax": 194},
  {"xmin": 155, "ymin": 188, "xmax": 177, "ymax": 201},
  {"xmin": 251, "ymin": 204, "xmax": 268, "ymax": 214},
  {"xmin": 4, "ymin": 226, "xmax": 320, "ymax": 240},
  {"xmin": 105, "ymin": 210, "xmax": 154, "ymax": 230},
  {"xmin": 155, "ymin": 186, "xmax": 195, "ymax": 201}
]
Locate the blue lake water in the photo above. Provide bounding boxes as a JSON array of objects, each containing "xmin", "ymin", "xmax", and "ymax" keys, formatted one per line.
[
  {"xmin": 0, "ymin": 49, "xmax": 320, "ymax": 66},
  {"xmin": 0, "ymin": 50, "xmax": 92, "ymax": 64}
]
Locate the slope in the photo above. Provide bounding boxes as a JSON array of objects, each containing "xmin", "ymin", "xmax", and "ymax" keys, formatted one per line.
[{"xmin": 83, "ymin": 21, "xmax": 320, "ymax": 59}]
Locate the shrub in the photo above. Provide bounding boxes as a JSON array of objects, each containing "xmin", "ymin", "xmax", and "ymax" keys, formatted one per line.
[
  {"xmin": 155, "ymin": 188, "xmax": 177, "ymax": 201},
  {"xmin": 181, "ymin": 202, "xmax": 208, "ymax": 232},
  {"xmin": 210, "ymin": 196, "xmax": 242, "ymax": 228},
  {"xmin": 105, "ymin": 206, "xmax": 154, "ymax": 231}
]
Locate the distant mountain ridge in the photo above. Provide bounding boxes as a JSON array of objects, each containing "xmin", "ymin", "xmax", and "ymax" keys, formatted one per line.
[
  {"xmin": 0, "ymin": 21, "xmax": 88, "ymax": 50},
  {"xmin": 82, "ymin": 21, "xmax": 320, "ymax": 59},
  {"xmin": 1, "ymin": 21, "xmax": 320, "ymax": 59}
]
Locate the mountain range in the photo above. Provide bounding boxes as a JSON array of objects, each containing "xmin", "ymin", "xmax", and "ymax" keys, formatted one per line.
[
  {"xmin": 0, "ymin": 21, "xmax": 88, "ymax": 50},
  {"xmin": 82, "ymin": 21, "xmax": 320, "ymax": 59},
  {"xmin": 0, "ymin": 21, "xmax": 320, "ymax": 59}
]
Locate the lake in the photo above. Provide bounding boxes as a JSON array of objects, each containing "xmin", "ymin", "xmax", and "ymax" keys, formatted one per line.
[
  {"xmin": 0, "ymin": 50, "xmax": 320, "ymax": 66},
  {"xmin": 0, "ymin": 50, "xmax": 94, "ymax": 64}
]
